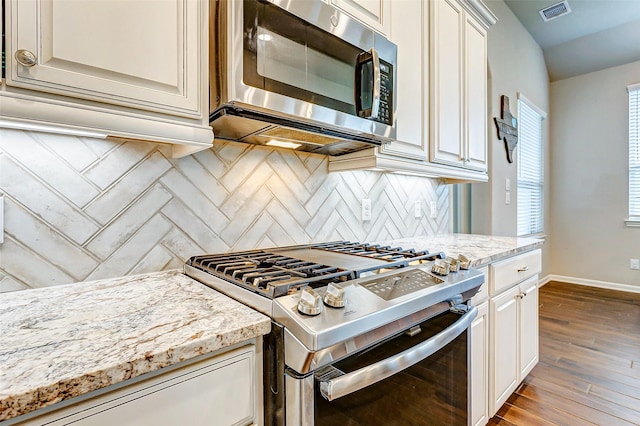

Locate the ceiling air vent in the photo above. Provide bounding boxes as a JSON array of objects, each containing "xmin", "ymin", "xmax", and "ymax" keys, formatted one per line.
[{"xmin": 539, "ymin": 0, "xmax": 572, "ymax": 22}]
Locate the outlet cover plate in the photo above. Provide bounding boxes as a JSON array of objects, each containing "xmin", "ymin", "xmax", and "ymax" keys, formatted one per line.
[{"xmin": 362, "ymin": 198, "xmax": 372, "ymax": 221}]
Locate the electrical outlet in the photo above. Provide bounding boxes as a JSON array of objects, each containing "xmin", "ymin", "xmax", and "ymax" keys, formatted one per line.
[
  {"xmin": 414, "ymin": 201, "xmax": 421, "ymax": 218},
  {"xmin": 631, "ymin": 258, "xmax": 640, "ymax": 270},
  {"xmin": 430, "ymin": 201, "xmax": 437, "ymax": 219},
  {"xmin": 505, "ymin": 178, "xmax": 511, "ymax": 191},
  {"xmin": 361, "ymin": 198, "xmax": 372, "ymax": 221}
]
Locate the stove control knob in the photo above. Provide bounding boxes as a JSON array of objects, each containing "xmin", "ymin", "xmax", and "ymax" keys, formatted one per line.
[
  {"xmin": 297, "ymin": 287, "xmax": 324, "ymax": 316},
  {"xmin": 457, "ymin": 254, "xmax": 471, "ymax": 270},
  {"xmin": 431, "ymin": 258, "xmax": 450, "ymax": 276},
  {"xmin": 323, "ymin": 283, "xmax": 345, "ymax": 308}
]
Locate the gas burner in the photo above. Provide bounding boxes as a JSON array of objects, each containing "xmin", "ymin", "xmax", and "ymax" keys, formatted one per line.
[{"xmin": 185, "ymin": 241, "xmax": 445, "ymax": 298}]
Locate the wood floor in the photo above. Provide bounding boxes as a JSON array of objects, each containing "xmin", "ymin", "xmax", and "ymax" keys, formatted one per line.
[{"xmin": 487, "ymin": 281, "xmax": 640, "ymax": 426}]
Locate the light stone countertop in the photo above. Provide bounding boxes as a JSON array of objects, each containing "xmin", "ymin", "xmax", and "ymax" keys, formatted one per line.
[
  {"xmin": 0, "ymin": 270, "xmax": 271, "ymax": 422},
  {"xmin": 382, "ymin": 233, "xmax": 544, "ymax": 267}
]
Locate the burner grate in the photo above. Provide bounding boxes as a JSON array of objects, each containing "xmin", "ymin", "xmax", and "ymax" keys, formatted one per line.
[
  {"xmin": 185, "ymin": 241, "xmax": 445, "ymax": 298},
  {"xmin": 187, "ymin": 250, "xmax": 356, "ymax": 297}
]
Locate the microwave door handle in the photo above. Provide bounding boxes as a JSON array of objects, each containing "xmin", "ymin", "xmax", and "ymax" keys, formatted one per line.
[
  {"xmin": 319, "ymin": 305, "xmax": 477, "ymax": 402},
  {"xmin": 370, "ymin": 48, "xmax": 381, "ymax": 119}
]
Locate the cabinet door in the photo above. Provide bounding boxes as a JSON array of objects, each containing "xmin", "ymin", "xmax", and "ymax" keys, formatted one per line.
[
  {"xmin": 519, "ymin": 276, "xmax": 539, "ymax": 379},
  {"xmin": 330, "ymin": 0, "xmax": 390, "ymax": 35},
  {"xmin": 490, "ymin": 285, "xmax": 520, "ymax": 415},
  {"xmin": 6, "ymin": 0, "xmax": 205, "ymax": 118},
  {"xmin": 470, "ymin": 301, "xmax": 489, "ymax": 426},
  {"xmin": 25, "ymin": 346, "xmax": 257, "ymax": 426},
  {"xmin": 464, "ymin": 14, "xmax": 488, "ymax": 171},
  {"xmin": 380, "ymin": 0, "xmax": 428, "ymax": 160},
  {"xmin": 430, "ymin": 0, "xmax": 464, "ymax": 166}
]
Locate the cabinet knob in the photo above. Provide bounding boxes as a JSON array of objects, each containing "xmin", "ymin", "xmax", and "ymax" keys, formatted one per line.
[{"xmin": 15, "ymin": 49, "xmax": 37, "ymax": 67}]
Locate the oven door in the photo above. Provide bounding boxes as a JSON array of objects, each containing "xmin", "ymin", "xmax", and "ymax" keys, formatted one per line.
[{"xmin": 314, "ymin": 306, "xmax": 476, "ymax": 426}]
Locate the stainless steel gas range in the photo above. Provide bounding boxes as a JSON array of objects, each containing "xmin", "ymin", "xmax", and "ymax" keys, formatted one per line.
[{"xmin": 184, "ymin": 241, "xmax": 484, "ymax": 425}]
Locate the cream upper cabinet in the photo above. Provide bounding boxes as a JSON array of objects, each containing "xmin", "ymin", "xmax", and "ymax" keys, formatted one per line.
[
  {"xmin": 2, "ymin": 0, "xmax": 213, "ymax": 157},
  {"xmin": 330, "ymin": 0, "xmax": 391, "ymax": 36},
  {"xmin": 329, "ymin": 0, "xmax": 496, "ymax": 183},
  {"xmin": 429, "ymin": 0, "xmax": 489, "ymax": 176},
  {"xmin": 329, "ymin": 0, "xmax": 432, "ymax": 174}
]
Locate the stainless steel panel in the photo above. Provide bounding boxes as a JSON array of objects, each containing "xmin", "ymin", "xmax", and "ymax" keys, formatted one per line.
[
  {"xmin": 211, "ymin": 0, "xmax": 398, "ymax": 153},
  {"xmin": 273, "ymin": 266, "xmax": 484, "ymax": 352}
]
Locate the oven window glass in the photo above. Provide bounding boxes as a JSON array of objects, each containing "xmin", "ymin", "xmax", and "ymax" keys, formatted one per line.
[{"xmin": 314, "ymin": 312, "xmax": 468, "ymax": 425}]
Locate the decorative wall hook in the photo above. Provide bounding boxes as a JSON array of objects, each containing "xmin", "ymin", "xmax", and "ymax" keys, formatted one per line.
[{"xmin": 494, "ymin": 95, "xmax": 518, "ymax": 163}]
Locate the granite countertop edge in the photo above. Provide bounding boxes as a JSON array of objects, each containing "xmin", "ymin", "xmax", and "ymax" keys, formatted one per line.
[
  {"xmin": 381, "ymin": 233, "xmax": 544, "ymax": 267},
  {"xmin": 0, "ymin": 270, "xmax": 271, "ymax": 423}
]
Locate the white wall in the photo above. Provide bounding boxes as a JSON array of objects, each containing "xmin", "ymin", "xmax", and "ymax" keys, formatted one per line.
[
  {"xmin": 472, "ymin": 0, "xmax": 550, "ymax": 272},
  {"xmin": 549, "ymin": 60, "xmax": 640, "ymax": 288}
]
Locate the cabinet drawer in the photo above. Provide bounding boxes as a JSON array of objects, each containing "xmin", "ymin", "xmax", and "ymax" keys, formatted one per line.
[{"xmin": 489, "ymin": 249, "xmax": 541, "ymax": 295}]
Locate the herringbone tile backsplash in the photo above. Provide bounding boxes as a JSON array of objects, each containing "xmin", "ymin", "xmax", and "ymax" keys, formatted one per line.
[{"xmin": 0, "ymin": 129, "xmax": 449, "ymax": 292}]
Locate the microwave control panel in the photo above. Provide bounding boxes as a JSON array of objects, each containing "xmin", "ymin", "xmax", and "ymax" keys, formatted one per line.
[{"xmin": 376, "ymin": 60, "xmax": 394, "ymax": 126}]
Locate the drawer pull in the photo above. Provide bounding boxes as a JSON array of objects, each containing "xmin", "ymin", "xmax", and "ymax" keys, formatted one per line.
[{"xmin": 517, "ymin": 266, "xmax": 529, "ymax": 272}]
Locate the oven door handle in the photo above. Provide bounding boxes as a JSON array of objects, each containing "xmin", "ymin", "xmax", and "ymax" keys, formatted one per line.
[{"xmin": 319, "ymin": 306, "xmax": 477, "ymax": 401}]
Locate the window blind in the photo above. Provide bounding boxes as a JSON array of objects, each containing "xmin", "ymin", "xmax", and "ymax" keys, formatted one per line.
[
  {"xmin": 517, "ymin": 96, "xmax": 545, "ymax": 236},
  {"xmin": 629, "ymin": 85, "xmax": 640, "ymax": 218}
]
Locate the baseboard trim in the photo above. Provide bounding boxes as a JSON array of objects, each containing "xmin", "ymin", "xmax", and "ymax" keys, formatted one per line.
[{"xmin": 540, "ymin": 274, "xmax": 640, "ymax": 294}]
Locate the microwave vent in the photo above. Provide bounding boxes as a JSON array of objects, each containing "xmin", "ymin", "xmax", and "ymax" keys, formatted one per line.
[{"xmin": 539, "ymin": 1, "xmax": 571, "ymax": 22}]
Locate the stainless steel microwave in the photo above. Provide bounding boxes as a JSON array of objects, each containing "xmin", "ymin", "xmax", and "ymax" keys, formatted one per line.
[{"xmin": 210, "ymin": 0, "xmax": 398, "ymax": 156}]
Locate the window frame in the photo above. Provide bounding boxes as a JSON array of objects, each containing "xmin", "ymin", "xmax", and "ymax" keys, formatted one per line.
[
  {"xmin": 516, "ymin": 93, "xmax": 546, "ymax": 237},
  {"xmin": 626, "ymin": 83, "xmax": 640, "ymax": 227}
]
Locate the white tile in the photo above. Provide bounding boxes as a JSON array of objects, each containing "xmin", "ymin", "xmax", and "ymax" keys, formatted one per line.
[
  {"xmin": 191, "ymin": 148, "xmax": 229, "ymax": 180},
  {"xmin": 305, "ymin": 192, "xmax": 342, "ymax": 239},
  {"xmin": 234, "ymin": 212, "xmax": 275, "ymax": 250},
  {"xmin": 304, "ymin": 173, "xmax": 340, "ymax": 214},
  {"xmin": 129, "ymin": 245, "xmax": 174, "ymax": 275},
  {"xmin": 0, "ymin": 156, "xmax": 100, "ymax": 245},
  {"xmin": 86, "ymin": 183, "xmax": 173, "ymax": 259},
  {"xmin": 83, "ymin": 141, "xmax": 156, "ymax": 190},
  {"xmin": 4, "ymin": 198, "xmax": 99, "ymax": 280},
  {"xmin": 219, "ymin": 146, "xmax": 271, "ymax": 193},
  {"xmin": 265, "ymin": 221, "xmax": 298, "ymax": 247},
  {"xmin": 267, "ymin": 152, "xmax": 311, "ymax": 202},
  {"xmin": 220, "ymin": 161, "xmax": 273, "ymax": 218},
  {"xmin": 161, "ymin": 227, "xmax": 217, "ymax": 260},
  {"xmin": 161, "ymin": 199, "xmax": 229, "ymax": 253},
  {"xmin": 171, "ymin": 155, "xmax": 228, "ymax": 205},
  {"xmin": 220, "ymin": 188, "xmax": 272, "ymax": 246},
  {"xmin": 0, "ymin": 273, "xmax": 30, "ymax": 293},
  {"xmin": 0, "ymin": 130, "xmax": 100, "ymax": 207},
  {"xmin": 266, "ymin": 199, "xmax": 309, "ymax": 242},
  {"xmin": 160, "ymin": 169, "xmax": 229, "ymax": 234},
  {"xmin": 85, "ymin": 151, "xmax": 172, "ymax": 224},
  {"xmin": 85, "ymin": 215, "xmax": 172, "ymax": 281},
  {"xmin": 265, "ymin": 174, "xmax": 311, "ymax": 225},
  {"xmin": 0, "ymin": 238, "xmax": 75, "ymax": 288},
  {"xmin": 29, "ymin": 131, "xmax": 99, "ymax": 171}
]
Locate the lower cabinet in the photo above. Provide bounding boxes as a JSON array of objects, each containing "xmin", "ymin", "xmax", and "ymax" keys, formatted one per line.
[
  {"xmin": 17, "ymin": 344, "xmax": 260, "ymax": 426},
  {"xmin": 489, "ymin": 265, "xmax": 540, "ymax": 416}
]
